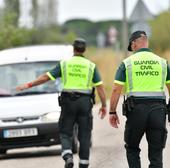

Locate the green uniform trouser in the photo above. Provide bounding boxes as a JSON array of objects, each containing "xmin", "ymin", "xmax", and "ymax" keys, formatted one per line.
[
  {"xmin": 59, "ymin": 92, "xmax": 93, "ymax": 168},
  {"xmin": 124, "ymin": 99, "xmax": 167, "ymax": 168}
]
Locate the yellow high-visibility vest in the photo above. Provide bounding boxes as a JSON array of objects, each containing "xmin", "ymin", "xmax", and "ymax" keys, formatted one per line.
[
  {"xmin": 60, "ymin": 56, "xmax": 95, "ymax": 94},
  {"xmin": 123, "ymin": 51, "xmax": 167, "ymax": 97}
]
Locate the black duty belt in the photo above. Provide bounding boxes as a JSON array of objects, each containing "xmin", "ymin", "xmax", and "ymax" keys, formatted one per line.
[
  {"xmin": 61, "ymin": 92, "xmax": 91, "ymax": 98},
  {"xmin": 132, "ymin": 98, "xmax": 166, "ymax": 104}
]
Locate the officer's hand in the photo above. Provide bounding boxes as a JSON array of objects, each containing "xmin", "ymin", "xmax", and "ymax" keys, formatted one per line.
[
  {"xmin": 109, "ymin": 114, "xmax": 120, "ymax": 128},
  {"xmin": 16, "ymin": 83, "xmax": 30, "ymax": 91},
  {"xmin": 99, "ymin": 106, "xmax": 107, "ymax": 119}
]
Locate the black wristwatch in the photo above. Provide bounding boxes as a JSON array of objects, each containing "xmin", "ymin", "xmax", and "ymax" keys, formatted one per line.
[{"xmin": 109, "ymin": 111, "xmax": 117, "ymax": 115}]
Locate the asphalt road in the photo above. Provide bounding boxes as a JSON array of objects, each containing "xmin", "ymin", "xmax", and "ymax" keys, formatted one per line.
[{"xmin": 0, "ymin": 98, "xmax": 170, "ymax": 168}]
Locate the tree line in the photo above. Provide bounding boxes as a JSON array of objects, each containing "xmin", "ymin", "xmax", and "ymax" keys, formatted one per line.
[{"xmin": 0, "ymin": 1, "xmax": 170, "ymax": 52}]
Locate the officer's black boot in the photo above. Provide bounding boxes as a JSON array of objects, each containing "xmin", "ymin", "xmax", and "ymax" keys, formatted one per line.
[
  {"xmin": 65, "ymin": 157, "xmax": 74, "ymax": 168},
  {"xmin": 64, "ymin": 154, "xmax": 74, "ymax": 168}
]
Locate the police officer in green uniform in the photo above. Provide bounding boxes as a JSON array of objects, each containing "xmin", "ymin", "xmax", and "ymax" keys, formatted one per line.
[
  {"xmin": 109, "ymin": 31, "xmax": 170, "ymax": 168},
  {"xmin": 16, "ymin": 38, "xmax": 107, "ymax": 168}
]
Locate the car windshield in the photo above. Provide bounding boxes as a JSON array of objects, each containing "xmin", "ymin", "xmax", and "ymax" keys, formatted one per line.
[{"xmin": 0, "ymin": 61, "xmax": 62, "ymax": 96}]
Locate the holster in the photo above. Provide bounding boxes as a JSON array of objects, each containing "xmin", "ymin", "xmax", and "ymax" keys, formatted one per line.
[
  {"xmin": 91, "ymin": 87, "xmax": 96, "ymax": 105},
  {"xmin": 58, "ymin": 95, "xmax": 62, "ymax": 106},
  {"xmin": 167, "ymin": 99, "xmax": 170, "ymax": 122},
  {"xmin": 122, "ymin": 96, "xmax": 134, "ymax": 116},
  {"xmin": 122, "ymin": 96, "xmax": 127, "ymax": 116}
]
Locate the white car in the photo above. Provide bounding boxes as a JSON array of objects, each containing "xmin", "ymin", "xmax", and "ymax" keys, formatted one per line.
[{"xmin": 0, "ymin": 45, "xmax": 78, "ymax": 154}]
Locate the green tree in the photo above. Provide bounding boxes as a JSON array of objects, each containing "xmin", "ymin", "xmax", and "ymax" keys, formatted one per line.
[
  {"xmin": 31, "ymin": 26, "xmax": 76, "ymax": 45},
  {"xmin": 63, "ymin": 19, "xmax": 95, "ymax": 44},
  {"xmin": 0, "ymin": 13, "xmax": 34, "ymax": 50},
  {"xmin": 149, "ymin": 11, "xmax": 170, "ymax": 52},
  {"xmin": 63, "ymin": 19, "xmax": 123, "ymax": 46},
  {"xmin": 4, "ymin": 0, "xmax": 20, "ymax": 26},
  {"xmin": 0, "ymin": 2, "xmax": 76, "ymax": 50},
  {"xmin": 32, "ymin": 0, "xmax": 38, "ymax": 27}
]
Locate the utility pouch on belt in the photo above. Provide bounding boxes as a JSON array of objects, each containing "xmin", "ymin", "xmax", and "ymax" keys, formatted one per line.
[
  {"xmin": 122, "ymin": 96, "xmax": 134, "ymax": 116},
  {"xmin": 122, "ymin": 96, "xmax": 127, "ymax": 116},
  {"xmin": 91, "ymin": 87, "xmax": 96, "ymax": 105},
  {"xmin": 162, "ymin": 129, "xmax": 168, "ymax": 148},
  {"xmin": 167, "ymin": 99, "xmax": 170, "ymax": 122},
  {"xmin": 58, "ymin": 95, "xmax": 62, "ymax": 106}
]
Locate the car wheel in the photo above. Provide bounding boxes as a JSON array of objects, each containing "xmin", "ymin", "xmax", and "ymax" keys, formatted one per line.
[
  {"xmin": 72, "ymin": 125, "xmax": 78, "ymax": 154},
  {"xmin": 0, "ymin": 149, "xmax": 7, "ymax": 155}
]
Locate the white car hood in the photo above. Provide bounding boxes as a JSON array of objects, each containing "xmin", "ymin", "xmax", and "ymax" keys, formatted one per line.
[{"xmin": 0, "ymin": 94, "xmax": 60, "ymax": 118}]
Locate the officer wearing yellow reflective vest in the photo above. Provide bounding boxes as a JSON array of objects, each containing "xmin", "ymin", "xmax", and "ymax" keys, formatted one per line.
[
  {"xmin": 54, "ymin": 38, "xmax": 107, "ymax": 168},
  {"xmin": 16, "ymin": 38, "xmax": 107, "ymax": 168},
  {"xmin": 109, "ymin": 31, "xmax": 170, "ymax": 168}
]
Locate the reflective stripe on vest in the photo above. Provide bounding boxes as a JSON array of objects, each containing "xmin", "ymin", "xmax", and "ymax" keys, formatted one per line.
[
  {"xmin": 123, "ymin": 52, "xmax": 167, "ymax": 97},
  {"xmin": 60, "ymin": 56, "xmax": 95, "ymax": 92},
  {"xmin": 126, "ymin": 58, "xmax": 133, "ymax": 91},
  {"xmin": 62, "ymin": 61, "xmax": 67, "ymax": 85},
  {"xmin": 161, "ymin": 59, "xmax": 167, "ymax": 90}
]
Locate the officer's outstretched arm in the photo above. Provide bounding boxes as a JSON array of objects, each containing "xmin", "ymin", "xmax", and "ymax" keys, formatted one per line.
[
  {"xmin": 96, "ymin": 84, "xmax": 107, "ymax": 119},
  {"xmin": 16, "ymin": 73, "xmax": 50, "ymax": 91}
]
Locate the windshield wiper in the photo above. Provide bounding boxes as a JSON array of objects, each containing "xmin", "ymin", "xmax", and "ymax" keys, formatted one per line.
[{"xmin": 14, "ymin": 91, "xmax": 52, "ymax": 96}]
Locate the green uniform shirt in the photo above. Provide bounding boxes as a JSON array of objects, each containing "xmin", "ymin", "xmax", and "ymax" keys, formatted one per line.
[{"xmin": 47, "ymin": 55, "xmax": 102, "ymax": 86}]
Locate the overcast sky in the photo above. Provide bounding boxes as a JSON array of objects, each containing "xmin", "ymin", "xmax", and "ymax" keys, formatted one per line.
[
  {"xmin": 58, "ymin": 0, "xmax": 170, "ymax": 23},
  {"xmin": 0, "ymin": 0, "xmax": 169, "ymax": 25}
]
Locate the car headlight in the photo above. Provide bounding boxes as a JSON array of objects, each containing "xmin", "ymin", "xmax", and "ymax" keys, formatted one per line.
[{"xmin": 41, "ymin": 112, "xmax": 60, "ymax": 122}]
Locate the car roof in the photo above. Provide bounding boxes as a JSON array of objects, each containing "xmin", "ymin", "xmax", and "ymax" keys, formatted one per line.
[{"xmin": 0, "ymin": 45, "xmax": 73, "ymax": 65}]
